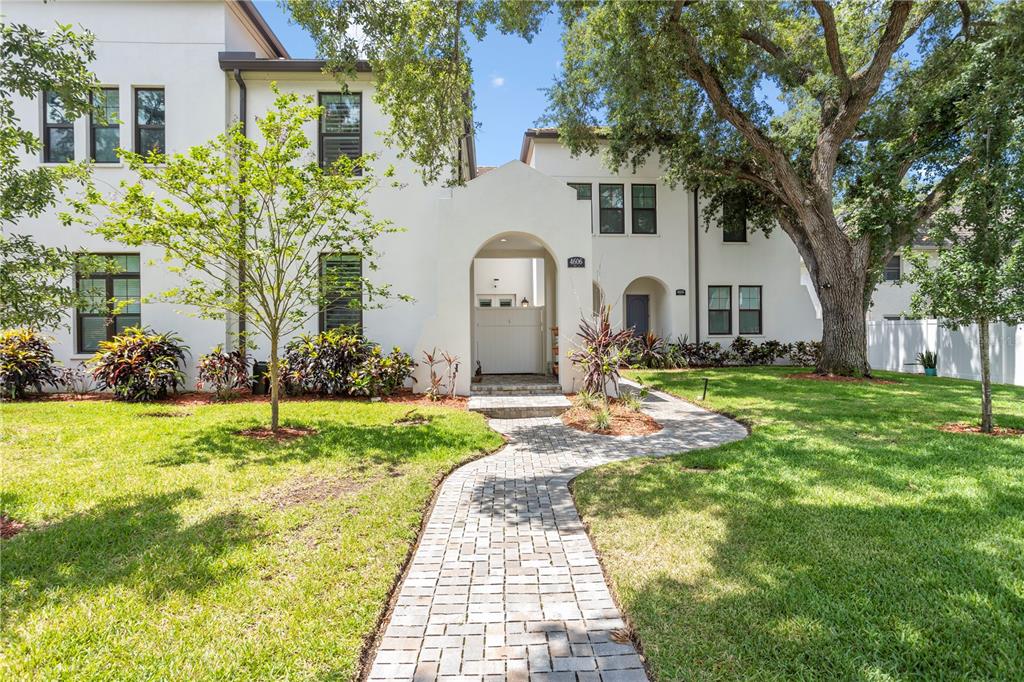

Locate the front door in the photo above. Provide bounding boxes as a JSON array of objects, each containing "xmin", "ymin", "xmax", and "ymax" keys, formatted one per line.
[{"xmin": 626, "ymin": 295, "xmax": 650, "ymax": 335}]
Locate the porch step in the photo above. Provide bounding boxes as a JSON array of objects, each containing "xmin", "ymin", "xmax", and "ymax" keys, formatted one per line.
[
  {"xmin": 470, "ymin": 382, "xmax": 562, "ymax": 397},
  {"xmin": 468, "ymin": 395, "xmax": 571, "ymax": 419}
]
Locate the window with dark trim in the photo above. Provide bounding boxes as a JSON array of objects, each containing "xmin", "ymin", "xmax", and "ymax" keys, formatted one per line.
[
  {"xmin": 723, "ymin": 193, "xmax": 748, "ymax": 242},
  {"xmin": 320, "ymin": 254, "xmax": 362, "ymax": 331},
  {"xmin": 631, "ymin": 184, "xmax": 656, "ymax": 234},
  {"xmin": 708, "ymin": 285, "xmax": 732, "ymax": 335},
  {"xmin": 91, "ymin": 87, "xmax": 120, "ymax": 163},
  {"xmin": 134, "ymin": 88, "xmax": 165, "ymax": 154},
  {"xmin": 739, "ymin": 285, "xmax": 762, "ymax": 335},
  {"xmin": 76, "ymin": 254, "xmax": 141, "ymax": 353},
  {"xmin": 43, "ymin": 91, "xmax": 74, "ymax": 162},
  {"xmin": 319, "ymin": 92, "xmax": 362, "ymax": 168},
  {"xmin": 883, "ymin": 255, "xmax": 901, "ymax": 282},
  {"xmin": 568, "ymin": 182, "xmax": 592, "ymax": 200},
  {"xmin": 598, "ymin": 184, "xmax": 624, "ymax": 234}
]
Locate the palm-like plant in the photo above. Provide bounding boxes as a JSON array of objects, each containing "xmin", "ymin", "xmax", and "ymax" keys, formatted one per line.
[{"xmin": 569, "ymin": 306, "xmax": 633, "ymax": 398}]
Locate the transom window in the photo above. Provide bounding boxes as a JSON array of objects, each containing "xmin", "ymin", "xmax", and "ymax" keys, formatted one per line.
[
  {"xmin": 320, "ymin": 254, "xmax": 362, "ymax": 331},
  {"xmin": 598, "ymin": 184, "xmax": 624, "ymax": 234},
  {"xmin": 498, "ymin": 297, "xmax": 514, "ymax": 308},
  {"xmin": 708, "ymin": 285, "xmax": 732, "ymax": 336},
  {"xmin": 631, "ymin": 184, "xmax": 657, "ymax": 234},
  {"xmin": 723, "ymin": 193, "xmax": 748, "ymax": 242},
  {"xmin": 883, "ymin": 255, "xmax": 901, "ymax": 282},
  {"xmin": 477, "ymin": 297, "xmax": 493, "ymax": 308},
  {"xmin": 739, "ymin": 285, "xmax": 762, "ymax": 335},
  {"xmin": 91, "ymin": 87, "xmax": 120, "ymax": 163},
  {"xmin": 76, "ymin": 254, "xmax": 141, "ymax": 353},
  {"xmin": 134, "ymin": 88, "xmax": 165, "ymax": 154},
  {"xmin": 319, "ymin": 92, "xmax": 362, "ymax": 168},
  {"xmin": 43, "ymin": 91, "xmax": 74, "ymax": 162}
]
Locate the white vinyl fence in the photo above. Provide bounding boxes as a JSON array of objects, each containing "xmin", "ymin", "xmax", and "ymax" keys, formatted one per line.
[{"xmin": 867, "ymin": 319, "xmax": 1024, "ymax": 386}]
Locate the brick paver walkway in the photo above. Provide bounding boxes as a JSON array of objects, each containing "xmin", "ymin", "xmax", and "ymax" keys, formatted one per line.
[{"xmin": 367, "ymin": 383, "xmax": 747, "ymax": 681}]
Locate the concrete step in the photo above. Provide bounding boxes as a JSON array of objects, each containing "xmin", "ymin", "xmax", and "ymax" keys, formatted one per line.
[
  {"xmin": 470, "ymin": 383, "xmax": 562, "ymax": 397},
  {"xmin": 468, "ymin": 395, "xmax": 571, "ymax": 419}
]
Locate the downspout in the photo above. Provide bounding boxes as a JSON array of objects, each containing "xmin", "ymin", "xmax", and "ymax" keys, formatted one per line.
[
  {"xmin": 233, "ymin": 68, "xmax": 248, "ymax": 356},
  {"xmin": 693, "ymin": 186, "xmax": 700, "ymax": 344}
]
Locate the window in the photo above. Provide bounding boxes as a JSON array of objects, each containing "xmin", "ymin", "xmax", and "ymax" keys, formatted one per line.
[
  {"xmin": 319, "ymin": 92, "xmax": 361, "ymax": 168},
  {"xmin": 568, "ymin": 182, "xmax": 592, "ymax": 200},
  {"xmin": 320, "ymin": 254, "xmax": 362, "ymax": 330},
  {"xmin": 134, "ymin": 88, "xmax": 165, "ymax": 154},
  {"xmin": 478, "ymin": 297, "xmax": 493, "ymax": 307},
  {"xmin": 76, "ymin": 255, "xmax": 141, "ymax": 353},
  {"xmin": 498, "ymin": 297, "xmax": 514, "ymax": 308},
  {"xmin": 91, "ymin": 88, "xmax": 120, "ymax": 163},
  {"xmin": 598, "ymin": 184, "xmax": 624, "ymax": 234},
  {"xmin": 631, "ymin": 184, "xmax": 656, "ymax": 234},
  {"xmin": 708, "ymin": 286, "xmax": 732, "ymax": 335},
  {"xmin": 43, "ymin": 91, "xmax": 74, "ymax": 162},
  {"xmin": 883, "ymin": 255, "xmax": 901, "ymax": 282},
  {"xmin": 723, "ymin": 193, "xmax": 747, "ymax": 242},
  {"xmin": 739, "ymin": 285, "xmax": 762, "ymax": 335}
]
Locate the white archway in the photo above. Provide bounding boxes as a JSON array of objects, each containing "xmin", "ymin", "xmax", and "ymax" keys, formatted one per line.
[{"xmin": 622, "ymin": 275, "xmax": 672, "ymax": 339}]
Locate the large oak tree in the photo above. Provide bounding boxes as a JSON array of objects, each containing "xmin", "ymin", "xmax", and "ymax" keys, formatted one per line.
[{"xmin": 292, "ymin": 0, "xmax": 1023, "ymax": 375}]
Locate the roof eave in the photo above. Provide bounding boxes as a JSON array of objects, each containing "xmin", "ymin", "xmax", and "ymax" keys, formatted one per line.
[{"xmin": 235, "ymin": 0, "xmax": 290, "ymax": 59}]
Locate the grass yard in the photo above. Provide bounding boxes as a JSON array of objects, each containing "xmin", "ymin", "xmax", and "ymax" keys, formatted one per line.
[
  {"xmin": 0, "ymin": 399, "xmax": 502, "ymax": 680},
  {"xmin": 574, "ymin": 367, "xmax": 1024, "ymax": 680}
]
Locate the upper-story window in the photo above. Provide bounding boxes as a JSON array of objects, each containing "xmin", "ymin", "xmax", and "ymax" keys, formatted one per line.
[
  {"xmin": 598, "ymin": 184, "xmax": 624, "ymax": 234},
  {"xmin": 723, "ymin": 193, "xmax": 747, "ymax": 242},
  {"xmin": 631, "ymin": 184, "xmax": 656, "ymax": 234},
  {"xmin": 91, "ymin": 88, "xmax": 120, "ymax": 163},
  {"xmin": 134, "ymin": 88, "xmax": 165, "ymax": 154},
  {"xmin": 43, "ymin": 91, "xmax": 74, "ymax": 162},
  {"xmin": 319, "ymin": 92, "xmax": 361, "ymax": 168},
  {"xmin": 883, "ymin": 255, "xmax": 901, "ymax": 282},
  {"xmin": 568, "ymin": 182, "xmax": 592, "ymax": 200}
]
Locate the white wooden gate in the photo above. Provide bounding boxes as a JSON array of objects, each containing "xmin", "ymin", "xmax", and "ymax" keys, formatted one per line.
[{"xmin": 474, "ymin": 307, "xmax": 544, "ymax": 374}]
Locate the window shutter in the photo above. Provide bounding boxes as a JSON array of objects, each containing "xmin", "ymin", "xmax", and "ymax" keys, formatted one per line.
[{"xmin": 321, "ymin": 254, "xmax": 362, "ymax": 330}]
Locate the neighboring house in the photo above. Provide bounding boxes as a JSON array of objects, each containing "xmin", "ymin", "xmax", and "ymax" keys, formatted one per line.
[{"xmin": 4, "ymin": 0, "xmax": 928, "ymax": 394}]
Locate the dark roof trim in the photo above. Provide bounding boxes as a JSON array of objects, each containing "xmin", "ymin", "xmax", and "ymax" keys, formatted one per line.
[
  {"xmin": 218, "ymin": 52, "xmax": 372, "ymax": 73},
  {"xmin": 519, "ymin": 128, "xmax": 560, "ymax": 163},
  {"xmin": 235, "ymin": 0, "xmax": 290, "ymax": 59}
]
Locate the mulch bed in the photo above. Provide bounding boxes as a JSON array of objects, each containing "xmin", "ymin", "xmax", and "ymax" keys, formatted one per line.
[
  {"xmin": 785, "ymin": 372, "xmax": 900, "ymax": 385},
  {"xmin": 561, "ymin": 401, "xmax": 663, "ymax": 437},
  {"xmin": 1, "ymin": 514, "xmax": 26, "ymax": 539},
  {"xmin": 939, "ymin": 422, "xmax": 1024, "ymax": 437},
  {"xmin": 168, "ymin": 389, "xmax": 468, "ymax": 409},
  {"xmin": 236, "ymin": 426, "xmax": 318, "ymax": 442}
]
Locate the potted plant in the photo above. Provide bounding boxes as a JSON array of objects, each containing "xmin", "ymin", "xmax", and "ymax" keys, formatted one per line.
[{"xmin": 917, "ymin": 350, "xmax": 938, "ymax": 376}]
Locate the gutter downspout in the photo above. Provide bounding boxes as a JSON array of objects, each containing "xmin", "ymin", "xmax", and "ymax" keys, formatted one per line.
[
  {"xmin": 693, "ymin": 186, "xmax": 700, "ymax": 344},
  {"xmin": 233, "ymin": 68, "xmax": 248, "ymax": 356}
]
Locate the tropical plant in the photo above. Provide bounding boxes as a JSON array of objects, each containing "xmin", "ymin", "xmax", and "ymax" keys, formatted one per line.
[
  {"xmin": 196, "ymin": 346, "xmax": 250, "ymax": 400},
  {"xmin": 620, "ymin": 390, "xmax": 642, "ymax": 412},
  {"xmin": 730, "ymin": 336, "xmax": 757, "ymax": 365},
  {"xmin": 788, "ymin": 341, "xmax": 823, "ymax": 367},
  {"xmin": 630, "ymin": 331, "xmax": 667, "ymax": 369},
  {"xmin": 590, "ymin": 406, "xmax": 612, "ymax": 432},
  {"xmin": 88, "ymin": 327, "xmax": 187, "ymax": 402},
  {"xmin": 378, "ymin": 347, "xmax": 416, "ymax": 396},
  {"xmin": 442, "ymin": 351, "xmax": 460, "ymax": 399},
  {"xmin": 421, "ymin": 348, "xmax": 445, "ymax": 401},
  {"xmin": 917, "ymin": 350, "xmax": 938, "ymax": 370},
  {"xmin": 0, "ymin": 328, "xmax": 60, "ymax": 399},
  {"xmin": 86, "ymin": 87, "xmax": 402, "ymax": 430},
  {"xmin": 54, "ymin": 364, "xmax": 92, "ymax": 395},
  {"xmin": 347, "ymin": 346, "xmax": 415, "ymax": 397},
  {"xmin": 574, "ymin": 389, "xmax": 600, "ymax": 410},
  {"xmin": 283, "ymin": 328, "xmax": 371, "ymax": 396},
  {"xmin": 569, "ymin": 306, "xmax": 633, "ymax": 398}
]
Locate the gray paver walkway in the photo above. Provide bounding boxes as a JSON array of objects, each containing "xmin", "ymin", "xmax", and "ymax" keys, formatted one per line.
[{"xmin": 367, "ymin": 382, "xmax": 747, "ymax": 681}]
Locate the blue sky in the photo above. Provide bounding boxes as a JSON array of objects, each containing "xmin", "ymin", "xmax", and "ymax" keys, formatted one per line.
[{"xmin": 255, "ymin": 1, "xmax": 565, "ymax": 167}]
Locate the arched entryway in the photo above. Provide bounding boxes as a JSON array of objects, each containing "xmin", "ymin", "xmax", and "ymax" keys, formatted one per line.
[
  {"xmin": 622, "ymin": 276, "xmax": 671, "ymax": 338},
  {"xmin": 471, "ymin": 232, "xmax": 557, "ymax": 377}
]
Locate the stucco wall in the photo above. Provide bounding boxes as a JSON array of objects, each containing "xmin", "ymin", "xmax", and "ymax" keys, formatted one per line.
[{"xmin": 473, "ymin": 258, "xmax": 543, "ymax": 306}]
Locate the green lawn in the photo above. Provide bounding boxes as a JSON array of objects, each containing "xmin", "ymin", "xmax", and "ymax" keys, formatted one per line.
[
  {"xmin": 0, "ymin": 398, "xmax": 502, "ymax": 680},
  {"xmin": 574, "ymin": 368, "xmax": 1024, "ymax": 680}
]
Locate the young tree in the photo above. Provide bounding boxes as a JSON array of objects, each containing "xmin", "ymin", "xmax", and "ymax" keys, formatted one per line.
[
  {"xmin": 88, "ymin": 89, "xmax": 401, "ymax": 430},
  {"xmin": 906, "ymin": 112, "xmax": 1023, "ymax": 434},
  {"xmin": 291, "ymin": 0, "xmax": 1023, "ymax": 375},
  {"xmin": 0, "ymin": 21, "xmax": 103, "ymax": 331}
]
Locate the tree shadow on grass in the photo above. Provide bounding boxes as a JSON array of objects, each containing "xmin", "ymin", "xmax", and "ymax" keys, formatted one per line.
[
  {"xmin": 151, "ymin": 420, "xmax": 493, "ymax": 470},
  {"xmin": 1, "ymin": 488, "xmax": 258, "ymax": 617}
]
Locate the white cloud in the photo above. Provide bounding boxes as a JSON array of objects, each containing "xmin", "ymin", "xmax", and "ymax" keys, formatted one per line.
[{"xmin": 490, "ymin": 74, "xmax": 505, "ymax": 88}]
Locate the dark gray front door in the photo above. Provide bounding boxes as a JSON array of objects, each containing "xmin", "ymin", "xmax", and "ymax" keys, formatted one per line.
[{"xmin": 625, "ymin": 295, "xmax": 650, "ymax": 335}]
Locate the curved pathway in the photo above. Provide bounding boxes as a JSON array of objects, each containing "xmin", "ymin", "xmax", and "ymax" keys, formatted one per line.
[{"xmin": 367, "ymin": 383, "xmax": 747, "ymax": 681}]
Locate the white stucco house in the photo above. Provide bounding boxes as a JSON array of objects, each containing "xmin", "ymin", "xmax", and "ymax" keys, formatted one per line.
[{"xmin": 4, "ymin": 0, "xmax": 932, "ymax": 394}]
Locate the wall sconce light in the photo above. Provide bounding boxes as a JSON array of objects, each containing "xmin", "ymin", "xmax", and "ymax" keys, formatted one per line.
[{"xmin": 521, "ymin": 297, "xmax": 529, "ymax": 307}]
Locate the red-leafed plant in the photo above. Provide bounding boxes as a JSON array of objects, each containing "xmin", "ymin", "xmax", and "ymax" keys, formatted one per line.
[
  {"xmin": 569, "ymin": 306, "xmax": 634, "ymax": 399},
  {"xmin": 89, "ymin": 327, "xmax": 188, "ymax": 402},
  {"xmin": 197, "ymin": 346, "xmax": 250, "ymax": 400}
]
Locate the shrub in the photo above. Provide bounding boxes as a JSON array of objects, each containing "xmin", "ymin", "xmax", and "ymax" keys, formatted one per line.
[
  {"xmin": 751, "ymin": 340, "xmax": 788, "ymax": 365},
  {"xmin": 788, "ymin": 340, "xmax": 822, "ymax": 366},
  {"xmin": 55, "ymin": 365, "xmax": 93, "ymax": 395},
  {"xmin": 348, "ymin": 346, "xmax": 415, "ymax": 398},
  {"xmin": 730, "ymin": 336, "xmax": 757, "ymax": 365},
  {"xmin": 620, "ymin": 390, "xmax": 643, "ymax": 412},
  {"xmin": 574, "ymin": 389, "xmax": 601, "ymax": 410},
  {"xmin": 630, "ymin": 331, "xmax": 667, "ymax": 369},
  {"xmin": 197, "ymin": 346, "xmax": 250, "ymax": 400},
  {"xmin": 379, "ymin": 347, "xmax": 416, "ymax": 395},
  {"xmin": 569, "ymin": 306, "xmax": 633, "ymax": 396},
  {"xmin": 283, "ymin": 328, "xmax": 372, "ymax": 396},
  {"xmin": 89, "ymin": 327, "xmax": 188, "ymax": 402},
  {"xmin": 0, "ymin": 329, "xmax": 60, "ymax": 399},
  {"xmin": 590, "ymin": 406, "xmax": 612, "ymax": 431}
]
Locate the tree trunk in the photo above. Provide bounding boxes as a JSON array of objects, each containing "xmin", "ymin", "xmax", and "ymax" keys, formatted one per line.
[
  {"xmin": 815, "ymin": 272, "xmax": 870, "ymax": 376},
  {"xmin": 979, "ymin": 318, "xmax": 992, "ymax": 433},
  {"xmin": 269, "ymin": 334, "xmax": 280, "ymax": 432}
]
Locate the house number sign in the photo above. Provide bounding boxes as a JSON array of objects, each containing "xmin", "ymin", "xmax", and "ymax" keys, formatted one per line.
[{"xmin": 567, "ymin": 256, "xmax": 585, "ymax": 268}]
